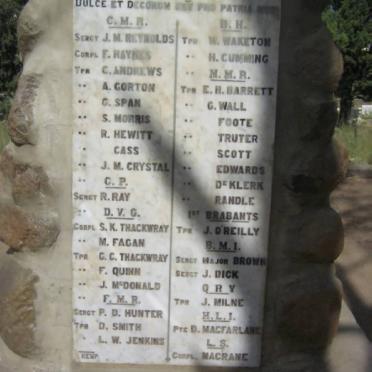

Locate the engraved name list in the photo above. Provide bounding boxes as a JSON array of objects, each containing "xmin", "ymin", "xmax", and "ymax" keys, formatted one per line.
[{"xmin": 72, "ymin": 0, "xmax": 281, "ymax": 367}]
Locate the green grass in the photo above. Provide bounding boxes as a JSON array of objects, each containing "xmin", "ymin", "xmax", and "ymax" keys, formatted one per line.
[
  {"xmin": 0, "ymin": 121, "xmax": 9, "ymax": 152},
  {"xmin": 335, "ymin": 124, "xmax": 372, "ymax": 165}
]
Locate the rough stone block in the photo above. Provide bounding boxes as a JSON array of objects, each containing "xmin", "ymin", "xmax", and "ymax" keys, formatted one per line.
[
  {"xmin": 299, "ymin": 99, "xmax": 338, "ymax": 142},
  {"xmin": 0, "ymin": 147, "xmax": 27, "ymax": 180},
  {"xmin": 7, "ymin": 74, "xmax": 41, "ymax": 146},
  {"xmin": 288, "ymin": 139, "xmax": 349, "ymax": 201},
  {"xmin": 289, "ymin": 208, "xmax": 344, "ymax": 263},
  {"xmin": 0, "ymin": 204, "xmax": 59, "ymax": 252},
  {"xmin": 0, "ymin": 147, "xmax": 52, "ymax": 205},
  {"xmin": 294, "ymin": 28, "xmax": 343, "ymax": 92},
  {"xmin": 12, "ymin": 167, "xmax": 50, "ymax": 204},
  {"xmin": 17, "ymin": 0, "xmax": 48, "ymax": 59},
  {"xmin": 277, "ymin": 268, "xmax": 342, "ymax": 350},
  {"xmin": 263, "ymin": 353, "xmax": 328, "ymax": 372},
  {"xmin": 0, "ymin": 256, "xmax": 39, "ymax": 358}
]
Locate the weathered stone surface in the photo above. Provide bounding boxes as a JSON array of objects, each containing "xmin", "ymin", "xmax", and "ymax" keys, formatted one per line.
[
  {"xmin": 0, "ymin": 203, "xmax": 59, "ymax": 252},
  {"xmin": 294, "ymin": 27, "xmax": 343, "ymax": 91},
  {"xmin": 288, "ymin": 140, "xmax": 348, "ymax": 200},
  {"xmin": 255, "ymin": 0, "xmax": 345, "ymax": 369},
  {"xmin": 0, "ymin": 147, "xmax": 52, "ymax": 205},
  {"xmin": 22, "ymin": 213, "xmax": 59, "ymax": 251},
  {"xmin": 315, "ymin": 140, "xmax": 349, "ymax": 192},
  {"xmin": 277, "ymin": 268, "xmax": 342, "ymax": 350},
  {"xmin": 263, "ymin": 354, "xmax": 328, "ymax": 372},
  {"xmin": 0, "ymin": 147, "xmax": 27, "ymax": 180},
  {"xmin": 299, "ymin": 99, "xmax": 338, "ymax": 142},
  {"xmin": 0, "ymin": 172, "xmax": 12, "ymax": 203},
  {"xmin": 7, "ymin": 74, "xmax": 41, "ymax": 146},
  {"xmin": 0, "ymin": 204, "xmax": 30, "ymax": 251},
  {"xmin": 289, "ymin": 208, "xmax": 344, "ymax": 263},
  {"xmin": 17, "ymin": 0, "xmax": 46, "ymax": 59},
  {"xmin": 12, "ymin": 167, "xmax": 50, "ymax": 204},
  {"xmin": 0, "ymin": 256, "xmax": 39, "ymax": 358}
]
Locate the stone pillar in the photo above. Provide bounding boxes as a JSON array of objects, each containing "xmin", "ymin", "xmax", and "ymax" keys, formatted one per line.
[
  {"xmin": 262, "ymin": 1, "xmax": 344, "ymax": 371},
  {"xmin": 0, "ymin": 0, "xmax": 344, "ymax": 371}
]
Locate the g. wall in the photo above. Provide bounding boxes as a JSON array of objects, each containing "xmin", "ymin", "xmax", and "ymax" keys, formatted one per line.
[{"xmin": 0, "ymin": 0, "xmax": 345, "ymax": 371}]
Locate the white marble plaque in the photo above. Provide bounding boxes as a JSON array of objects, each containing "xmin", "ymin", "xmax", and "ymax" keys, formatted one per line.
[{"xmin": 72, "ymin": 0, "xmax": 281, "ymax": 367}]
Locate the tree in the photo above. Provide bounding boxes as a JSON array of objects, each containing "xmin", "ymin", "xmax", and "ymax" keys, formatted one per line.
[
  {"xmin": 323, "ymin": 0, "xmax": 372, "ymax": 125},
  {"xmin": 0, "ymin": 0, "xmax": 28, "ymax": 120}
]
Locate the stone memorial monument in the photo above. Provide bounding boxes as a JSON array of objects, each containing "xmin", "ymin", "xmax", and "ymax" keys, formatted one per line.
[{"xmin": 0, "ymin": 0, "xmax": 345, "ymax": 371}]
